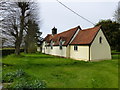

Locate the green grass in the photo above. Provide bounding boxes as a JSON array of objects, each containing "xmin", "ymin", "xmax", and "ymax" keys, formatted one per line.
[
  {"xmin": 111, "ymin": 50, "xmax": 120, "ymax": 54},
  {"xmin": 0, "ymin": 48, "xmax": 24, "ymax": 50},
  {"xmin": 2, "ymin": 53, "xmax": 119, "ymax": 88}
]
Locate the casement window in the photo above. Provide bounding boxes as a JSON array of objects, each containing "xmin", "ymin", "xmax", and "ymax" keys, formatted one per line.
[
  {"xmin": 59, "ymin": 40, "xmax": 62, "ymax": 50},
  {"xmin": 45, "ymin": 45, "xmax": 47, "ymax": 49},
  {"xmin": 51, "ymin": 45, "xmax": 53, "ymax": 49},
  {"xmin": 74, "ymin": 45, "xmax": 78, "ymax": 51},
  {"xmin": 99, "ymin": 37, "xmax": 102, "ymax": 44}
]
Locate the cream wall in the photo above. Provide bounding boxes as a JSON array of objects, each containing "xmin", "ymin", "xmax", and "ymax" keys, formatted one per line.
[
  {"xmin": 37, "ymin": 47, "xmax": 41, "ymax": 52},
  {"xmin": 66, "ymin": 45, "xmax": 70, "ymax": 58},
  {"xmin": 42, "ymin": 42, "xmax": 45, "ymax": 53},
  {"xmin": 70, "ymin": 45, "xmax": 89, "ymax": 61},
  {"xmin": 90, "ymin": 29, "xmax": 111, "ymax": 60},
  {"xmin": 44, "ymin": 46, "xmax": 67, "ymax": 57}
]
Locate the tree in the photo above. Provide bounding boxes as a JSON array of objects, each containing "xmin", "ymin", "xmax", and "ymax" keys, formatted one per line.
[
  {"xmin": 1, "ymin": 2, "xmax": 41, "ymax": 55},
  {"xmin": 114, "ymin": 1, "xmax": 120, "ymax": 24},
  {"xmin": 24, "ymin": 19, "xmax": 42, "ymax": 53},
  {"xmin": 95, "ymin": 19, "xmax": 120, "ymax": 51}
]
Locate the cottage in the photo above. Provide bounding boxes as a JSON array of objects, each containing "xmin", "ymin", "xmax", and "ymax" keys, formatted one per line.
[{"xmin": 42, "ymin": 25, "xmax": 111, "ymax": 61}]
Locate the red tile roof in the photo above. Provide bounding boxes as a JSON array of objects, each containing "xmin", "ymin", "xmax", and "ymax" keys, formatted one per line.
[
  {"xmin": 44, "ymin": 34, "xmax": 52, "ymax": 43},
  {"xmin": 44, "ymin": 26, "xmax": 81, "ymax": 46},
  {"xmin": 44, "ymin": 25, "xmax": 101, "ymax": 46},
  {"xmin": 70, "ymin": 25, "xmax": 101, "ymax": 45}
]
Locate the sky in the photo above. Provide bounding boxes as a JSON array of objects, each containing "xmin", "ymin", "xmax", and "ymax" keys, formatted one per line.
[{"xmin": 37, "ymin": 0, "xmax": 119, "ymax": 37}]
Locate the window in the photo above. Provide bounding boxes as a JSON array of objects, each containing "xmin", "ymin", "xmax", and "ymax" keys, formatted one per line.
[
  {"xmin": 74, "ymin": 45, "xmax": 78, "ymax": 51},
  {"xmin": 45, "ymin": 45, "xmax": 47, "ymax": 49},
  {"xmin": 99, "ymin": 37, "xmax": 102, "ymax": 44},
  {"xmin": 51, "ymin": 45, "xmax": 53, "ymax": 49},
  {"xmin": 59, "ymin": 40, "xmax": 62, "ymax": 50}
]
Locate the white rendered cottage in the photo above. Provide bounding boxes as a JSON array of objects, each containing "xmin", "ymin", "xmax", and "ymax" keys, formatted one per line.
[{"xmin": 42, "ymin": 25, "xmax": 111, "ymax": 61}]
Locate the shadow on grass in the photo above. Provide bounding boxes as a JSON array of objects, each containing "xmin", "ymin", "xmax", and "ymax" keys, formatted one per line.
[
  {"xmin": 28, "ymin": 61, "xmax": 93, "ymax": 68},
  {"xmin": 112, "ymin": 55, "xmax": 120, "ymax": 60},
  {"xmin": 3, "ymin": 63, "xmax": 13, "ymax": 66},
  {"xmin": 25, "ymin": 56, "xmax": 54, "ymax": 59}
]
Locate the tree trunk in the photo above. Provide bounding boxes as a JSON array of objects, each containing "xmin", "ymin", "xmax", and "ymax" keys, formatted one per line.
[
  {"xmin": 15, "ymin": 15, "xmax": 24, "ymax": 55},
  {"xmin": 15, "ymin": 40, "xmax": 21, "ymax": 55},
  {"xmin": 24, "ymin": 40, "xmax": 28, "ymax": 53}
]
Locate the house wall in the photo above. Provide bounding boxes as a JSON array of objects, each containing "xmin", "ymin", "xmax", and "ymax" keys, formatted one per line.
[
  {"xmin": 90, "ymin": 29, "xmax": 111, "ymax": 60},
  {"xmin": 42, "ymin": 42, "xmax": 45, "ymax": 53},
  {"xmin": 66, "ymin": 45, "xmax": 70, "ymax": 58},
  {"xmin": 69, "ymin": 45, "xmax": 89, "ymax": 61},
  {"xmin": 37, "ymin": 47, "xmax": 41, "ymax": 52},
  {"xmin": 44, "ymin": 45, "xmax": 67, "ymax": 57}
]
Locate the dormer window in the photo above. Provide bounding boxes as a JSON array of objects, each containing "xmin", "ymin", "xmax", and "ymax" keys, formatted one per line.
[
  {"xmin": 62, "ymin": 41, "xmax": 65, "ymax": 45},
  {"xmin": 59, "ymin": 39, "xmax": 62, "ymax": 50},
  {"xmin": 99, "ymin": 37, "xmax": 102, "ymax": 44},
  {"xmin": 45, "ymin": 45, "xmax": 47, "ymax": 49},
  {"xmin": 52, "ymin": 41, "xmax": 55, "ymax": 45}
]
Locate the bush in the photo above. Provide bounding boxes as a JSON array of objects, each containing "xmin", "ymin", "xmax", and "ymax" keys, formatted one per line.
[
  {"xmin": 9, "ymin": 78, "xmax": 46, "ymax": 89},
  {"xmin": 2, "ymin": 49, "xmax": 24, "ymax": 56},
  {"xmin": 13, "ymin": 79, "xmax": 46, "ymax": 89},
  {"xmin": 2, "ymin": 72, "xmax": 14, "ymax": 83},
  {"xmin": 2, "ymin": 69, "xmax": 25, "ymax": 83},
  {"xmin": 2, "ymin": 69, "xmax": 46, "ymax": 89},
  {"xmin": 14, "ymin": 69, "xmax": 25, "ymax": 77}
]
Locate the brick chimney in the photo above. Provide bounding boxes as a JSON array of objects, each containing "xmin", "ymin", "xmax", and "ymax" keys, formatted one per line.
[{"xmin": 52, "ymin": 27, "xmax": 57, "ymax": 35}]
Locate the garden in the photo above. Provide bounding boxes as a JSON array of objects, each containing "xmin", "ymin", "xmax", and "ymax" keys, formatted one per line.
[{"xmin": 1, "ymin": 52, "xmax": 119, "ymax": 88}]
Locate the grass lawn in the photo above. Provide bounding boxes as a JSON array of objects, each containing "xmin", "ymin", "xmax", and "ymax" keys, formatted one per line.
[{"xmin": 2, "ymin": 53, "xmax": 119, "ymax": 88}]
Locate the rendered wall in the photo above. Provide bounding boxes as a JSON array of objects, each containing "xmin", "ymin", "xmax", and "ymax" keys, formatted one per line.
[
  {"xmin": 66, "ymin": 45, "xmax": 70, "ymax": 58},
  {"xmin": 70, "ymin": 45, "xmax": 89, "ymax": 61},
  {"xmin": 42, "ymin": 42, "xmax": 45, "ymax": 53},
  {"xmin": 44, "ymin": 46, "xmax": 67, "ymax": 57},
  {"xmin": 90, "ymin": 29, "xmax": 111, "ymax": 60}
]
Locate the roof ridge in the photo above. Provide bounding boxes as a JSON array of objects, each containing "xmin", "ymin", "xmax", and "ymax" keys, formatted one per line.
[
  {"xmin": 81, "ymin": 25, "xmax": 101, "ymax": 31},
  {"xmin": 53, "ymin": 26, "xmax": 80, "ymax": 36}
]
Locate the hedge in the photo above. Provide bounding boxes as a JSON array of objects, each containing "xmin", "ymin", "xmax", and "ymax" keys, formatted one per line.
[{"xmin": 1, "ymin": 49, "xmax": 24, "ymax": 56}]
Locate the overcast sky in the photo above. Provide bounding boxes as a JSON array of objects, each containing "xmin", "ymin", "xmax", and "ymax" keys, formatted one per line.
[{"xmin": 38, "ymin": 0, "xmax": 119, "ymax": 37}]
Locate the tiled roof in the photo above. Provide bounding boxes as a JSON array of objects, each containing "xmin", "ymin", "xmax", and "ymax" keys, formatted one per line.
[
  {"xmin": 70, "ymin": 25, "xmax": 101, "ymax": 45},
  {"xmin": 44, "ymin": 26, "xmax": 81, "ymax": 46},
  {"xmin": 44, "ymin": 34, "xmax": 52, "ymax": 43},
  {"xmin": 44, "ymin": 25, "xmax": 101, "ymax": 46}
]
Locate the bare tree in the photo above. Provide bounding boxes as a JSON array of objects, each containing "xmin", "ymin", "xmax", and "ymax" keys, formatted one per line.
[{"xmin": 1, "ymin": 1, "xmax": 41, "ymax": 55}]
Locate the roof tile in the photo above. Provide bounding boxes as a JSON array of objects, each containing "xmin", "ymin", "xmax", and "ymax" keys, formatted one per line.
[
  {"xmin": 70, "ymin": 25, "xmax": 101, "ymax": 45},
  {"xmin": 44, "ymin": 25, "xmax": 101, "ymax": 45},
  {"xmin": 44, "ymin": 26, "xmax": 80, "ymax": 46}
]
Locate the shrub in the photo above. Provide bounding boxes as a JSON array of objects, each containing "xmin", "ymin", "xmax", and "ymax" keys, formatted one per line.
[
  {"xmin": 14, "ymin": 69, "xmax": 25, "ymax": 77},
  {"xmin": 2, "ymin": 49, "xmax": 24, "ymax": 56},
  {"xmin": 2, "ymin": 72, "xmax": 15, "ymax": 83},
  {"xmin": 2, "ymin": 69, "xmax": 25, "ymax": 83},
  {"xmin": 5, "ymin": 78, "xmax": 46, "ymax": 89},
  {"xmin": 2, "ymin": 69, "xmax": 46, "ymax": 89}
]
